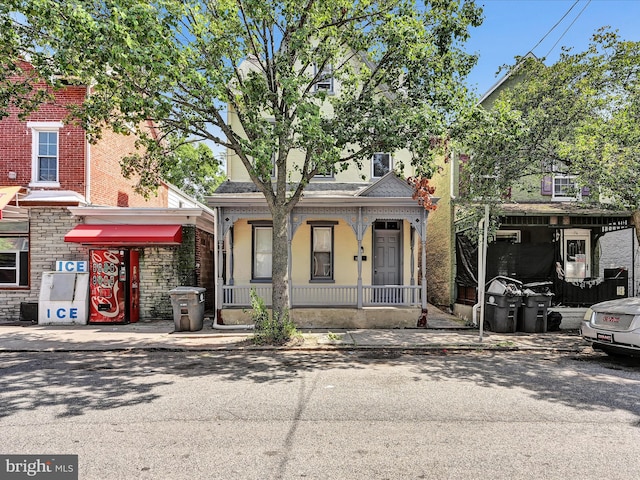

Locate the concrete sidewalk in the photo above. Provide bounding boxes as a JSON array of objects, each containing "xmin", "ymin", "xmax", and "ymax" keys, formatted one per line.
[{"xmin": 0, "ymin": 309, "xmax": 589, "ymax": 353}]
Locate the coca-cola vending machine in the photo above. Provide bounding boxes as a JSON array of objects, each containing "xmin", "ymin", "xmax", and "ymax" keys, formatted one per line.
[{"xmin": 89, "ymin": 249, "xmax": 140, "ymax": 323}]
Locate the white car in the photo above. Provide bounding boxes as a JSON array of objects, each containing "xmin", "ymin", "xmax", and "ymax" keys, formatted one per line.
[{"xmin": 581, "ymin": 298, "xmax": 640, "ymax": 356}]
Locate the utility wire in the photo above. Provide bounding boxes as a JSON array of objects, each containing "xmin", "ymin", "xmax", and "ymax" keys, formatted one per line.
[
  {"xmin": 528, "ymin": 0, "xmax": 580, "ymax": 53},
  {"xmin": 543, "ymin": 0, "xmax": 592, "ymax": 58}
]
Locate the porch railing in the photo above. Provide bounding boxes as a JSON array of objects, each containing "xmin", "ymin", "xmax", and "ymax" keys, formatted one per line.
[{"xmin": 222, "ymin": 284, "xmax": 422, "ymax": 308}]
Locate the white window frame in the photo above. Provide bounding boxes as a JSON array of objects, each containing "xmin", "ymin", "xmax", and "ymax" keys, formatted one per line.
[
  {"xmin": 313, "ymin": 63, "xmax": 334, "ymax": 93},
  {"xmin": 27, "ymin": 121, "xmax": 63, "ymax": 187},
  {"xmin": 552, "ymin": 174, "xmax": 581, "ymax": 202},
  {"xmin": 310, "ymin": 225, "xmax": 334, "ymax": 281},
  {"xmin": 252, "ymin": 225, "xmax": 272, "ymax": 281},
  {"xmin": 0, "ymin": 237, "xmax": 29, "ymax": 287},
  {"xmin": 372, "ymin": 152, "xmax": 392, "ymax": 179}
]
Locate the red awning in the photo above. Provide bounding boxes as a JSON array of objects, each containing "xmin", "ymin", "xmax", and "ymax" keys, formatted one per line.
[{"xmin": 64, "ymin": 224, "xmax": 183, "ymax": 246}]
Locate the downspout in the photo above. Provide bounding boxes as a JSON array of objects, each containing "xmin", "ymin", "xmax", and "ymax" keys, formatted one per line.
[{"xmin": 85, "ymin": 140, "xmax": 91, "ymax": 204}]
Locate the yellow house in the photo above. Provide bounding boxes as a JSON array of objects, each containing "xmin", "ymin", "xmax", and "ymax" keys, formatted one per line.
[
  {"xmin": 204, "ymin": 49, "xmax": 445, "ymax": 328},
  {"xmin": 209, "ymin": 166, "xmax": 435, "ymax": 328}
]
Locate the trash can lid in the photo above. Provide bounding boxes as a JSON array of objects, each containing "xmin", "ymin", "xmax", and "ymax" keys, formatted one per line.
[{"xmin": 169, "ymin": 286, "xmax": 207, "ymax": 295}]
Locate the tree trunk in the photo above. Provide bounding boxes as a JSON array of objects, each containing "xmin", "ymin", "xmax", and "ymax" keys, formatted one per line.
[{"xmin": 271, "ymin": 205, "xmax": 290, "ymax": 326}]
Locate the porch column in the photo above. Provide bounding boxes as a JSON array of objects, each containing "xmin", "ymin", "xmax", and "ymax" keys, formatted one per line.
[
  {"xmin": 357, "ymin": 208, "xmax": 363, "ymax": 309},
  {"xmin": 410, "ymin": 226, "xmax": 415, "ymax": 303},
  {"xmin": 215, "ymin": 208, "xmax": 225, "ymax": 316},
  {"xmin": 228, "ymin": 226, "xmax": 234, "ymax": 286}
]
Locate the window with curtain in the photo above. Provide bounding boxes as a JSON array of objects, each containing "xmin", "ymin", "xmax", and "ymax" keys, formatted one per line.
[
  {"xmin": 253, "ymin": 226, "xmax": 272, "ymax": 280},
  {"xmin": 311, "ymin": 226, "xmax": 333, "ymax": 280}
]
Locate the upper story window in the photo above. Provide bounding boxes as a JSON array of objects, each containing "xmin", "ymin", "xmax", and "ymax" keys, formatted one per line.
[
  {"xmin": 314, "ymin": 64, "xmax": 334, "ymax": 93},
  {"xmin": 27, "ymin": 121, "xmax": 63, "ymax": 187},
  {"xmin": 552, "ymin": 174, "xmax": 580, "ymax": 202},
  {"xmin": 372, "ymin": 152, "xmax": 392, "ymax": 178}
]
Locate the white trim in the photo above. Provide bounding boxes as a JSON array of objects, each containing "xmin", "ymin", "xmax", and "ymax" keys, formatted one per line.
[
  {"xmin": 28, "ymin": 122, "xmax": 63, "ymax": 186},
  {"xmin": 26, "ymin": 121, "xmax": 64, "ymax": 129},
  {"xmin": 552, "ymin": 174, "xmax": 581, "ymax": 202}
]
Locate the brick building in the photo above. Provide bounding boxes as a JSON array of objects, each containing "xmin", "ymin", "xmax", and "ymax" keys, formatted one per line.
[{"xmin": 0, "ymin": 64, "xmax": 214, "ymax": 323}]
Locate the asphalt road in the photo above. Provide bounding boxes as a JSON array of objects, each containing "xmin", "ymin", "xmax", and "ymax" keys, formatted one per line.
[{"xmin": 1, "ymin": 350, "xmax": 639, "ymax": 479}]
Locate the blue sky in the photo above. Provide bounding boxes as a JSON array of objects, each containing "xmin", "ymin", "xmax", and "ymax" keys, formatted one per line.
[{"xmin": 464, "ymin": 0, "xmax": 640, "ymax": 95}]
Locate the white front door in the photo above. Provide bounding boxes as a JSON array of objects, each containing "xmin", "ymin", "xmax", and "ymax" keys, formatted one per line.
[{"xmin": 563, "ymin": 229, "xmax": 591, "ymax": 280}]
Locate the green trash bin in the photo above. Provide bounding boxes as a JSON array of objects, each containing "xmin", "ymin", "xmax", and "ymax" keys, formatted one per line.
[{"xmin": 169, "ymin": 287, "xmax": 206, "ymax": 332}]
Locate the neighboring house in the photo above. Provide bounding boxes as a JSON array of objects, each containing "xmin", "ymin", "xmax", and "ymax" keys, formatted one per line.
[
  {"xmin": 0, "ymin": 63, "xmax": 215, "ymax": 322},
  {"xmin": 207, "ymin": 62, "xmax": 435, "ymax": 328},
  {"xmin": 426, "ymin": 57, "xmax": 633, "ymax": 320}
]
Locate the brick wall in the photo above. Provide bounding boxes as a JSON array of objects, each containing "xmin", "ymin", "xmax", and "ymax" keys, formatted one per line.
[
  {"xmin": 90, "ymin": 126, "xmax": 169, "ymax": 207},
  {"xmin": 0, "ymin": 85, "xmax": 86, "ymax": 193},
  {"xmin": 1, "ymin": 64, "xmax": 169, "ymax": 208}
]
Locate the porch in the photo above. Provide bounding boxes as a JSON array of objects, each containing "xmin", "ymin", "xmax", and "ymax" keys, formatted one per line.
[{"xmin": 223, "ymin": 284, "xmax": 423, "ymax": 307}]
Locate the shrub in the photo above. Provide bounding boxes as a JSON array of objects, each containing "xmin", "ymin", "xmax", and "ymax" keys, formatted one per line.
[{"xmin": 249, "ymin": 289, "xmax": 299, "ymax": 345}]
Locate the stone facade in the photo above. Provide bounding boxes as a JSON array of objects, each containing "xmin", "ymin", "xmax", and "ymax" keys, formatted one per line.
[{"xmin": 1, "ymin": 207, "xmax": 82, "ymax": 320}]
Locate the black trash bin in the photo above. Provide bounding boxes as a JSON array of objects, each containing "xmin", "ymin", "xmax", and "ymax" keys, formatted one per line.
[
  {"xmin": 519, "ymin": 293, "xmax": 554, "ymax": 333},
  {"xmin": 485, "ymin": 293, "xmax": 522, "ymax": 333},
  {"xmin": 484, "ymin": 276, "xmax": 523, "ymax": 333}
]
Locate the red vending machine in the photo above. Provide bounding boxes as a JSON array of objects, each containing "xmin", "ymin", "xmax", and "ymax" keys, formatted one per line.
[{"xmin": 89, "ymin": 249, "xmax": 140, "ymax": 323}]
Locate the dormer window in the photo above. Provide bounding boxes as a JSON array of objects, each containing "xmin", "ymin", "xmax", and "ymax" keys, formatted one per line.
[
  {"xmin": 314, "ymin": 64, "xmax": 334, "ymax": 93},
  {"xmin": 552, "ymin": 174, "xmax": 580, "ymax": 202},
  {"xmin": 372, "ymin": 152, "xmax": 392, "ymax": 178}
]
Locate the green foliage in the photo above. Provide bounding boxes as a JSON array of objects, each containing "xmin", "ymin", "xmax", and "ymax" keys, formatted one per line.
[
  {"xmin": 456, "ymin": 28, "xmax": 640, "ymax": 234},
  {"xmin": 3, "ymin": 0, "xmax": 483, "ymax": 319},
  {"xmin": 161, "ymin": 138, "xmax": 225, "ymax": 201},
  {"xmin": 249, "ymin": 289, "xmax": 299, "ymax": 346}
]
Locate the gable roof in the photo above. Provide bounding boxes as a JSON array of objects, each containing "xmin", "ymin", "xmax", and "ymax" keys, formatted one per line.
[
  {"xmin": 356, "ymin": 171, "xmax": 414, "ymax": 198},
  {"xmin": 477, "ymin": 52, "xmax": 538, "ymax": 105}
]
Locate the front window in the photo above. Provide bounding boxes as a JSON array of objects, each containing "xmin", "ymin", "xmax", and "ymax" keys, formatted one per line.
[
  {"xmin": 28, "ymin": 121, "xmax": 63, "ymax": 186},
  {"xmin": 372, "ymin": 153, "xmax": 392, "ymax": 178},
  {"xmin": 314, "ymin": 63, "xmax": 334, "ymax": 93},
  {"xmin": 0, "ymin": 234, "xmax": 29, "ymax": 287},
  {"xmin": 553, "ymin": 175, "xmax": 580, "ymax": 201},
  {"xmin": 252, "ymin": 225, "xmax": 272, "ymax": 280},
  {"xmin": 311, "ymin": 225, "xmax": 334, "ymax": 281}
]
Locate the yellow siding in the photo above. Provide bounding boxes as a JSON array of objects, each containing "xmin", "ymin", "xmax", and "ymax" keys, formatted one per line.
[
  {"xmin": 229, "ymin": 219, "xmax": 416, "ymax": 287},
  {"xmin": 425, "ymin": 154, "xmax": 455, "ymax": 308}
]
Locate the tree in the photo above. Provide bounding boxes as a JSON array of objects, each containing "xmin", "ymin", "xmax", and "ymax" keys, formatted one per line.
[
  {"xmin": 156, "ymin": 139, "xmax": 225, "ymax": 202},
  {"xmin": 456, "ymin": 29, "xmax": 640, "ymax": 241},
  {"xmin": 3, "ymin": 0, "xmax": 483, "ymax": 331}
]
